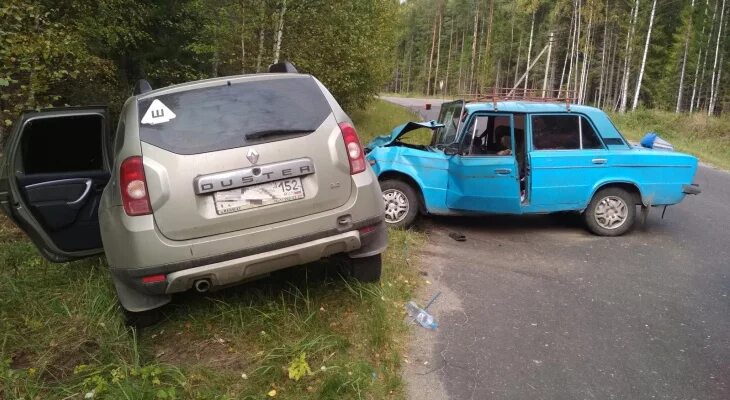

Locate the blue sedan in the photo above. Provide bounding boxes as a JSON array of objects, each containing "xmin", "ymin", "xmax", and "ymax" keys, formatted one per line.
[{"xmin": 365, "ymin": 100, "xmax": 701, "ymax": 236}]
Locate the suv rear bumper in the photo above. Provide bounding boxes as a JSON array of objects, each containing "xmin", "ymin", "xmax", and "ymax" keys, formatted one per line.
[
  {"xmin": 110, "ymin": 219, "xmax": 386, "ymax": 312},
  {"xmin": 165, "ymin": 230, "xmax": 361, "ymax": 293},
  {"xmin": 101, "ymin": 169, "xmax": 386, "ymax": 311}
]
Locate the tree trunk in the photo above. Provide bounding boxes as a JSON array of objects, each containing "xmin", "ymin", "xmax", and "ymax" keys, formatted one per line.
[
  {"xmin": 476, "ymin": 6, "xmax": 486, "ymax": 91},
  {"xmin": 507, "ymin": 1, "xmax": 517, "ymax": 87},
  {"xmin": 597, "ymin": 0, "xmax": 610, "ymax": 108},
  {"xmin": 632, "ymin": 0, "xmax": 657, "ymax": 111},
  {"xmin": 434, "ymin": 12, "xmax": 443, "ymax": 95},
  {"xmin": 696, "ymin": 0, "xmax": 718, "ymax": 111},
  {"xmin": 708, "ymin": 0, "xmax": 726, "ymax": 115},
  {"xmin": 524, "ymin": 9, "xmax": 536, "ymax": 94},
  {"xmin": 514, "ymin": 34, "xmax": 523, "ymax": 88},
  {"xmin": 458, "ymin": 30, "xmax": 466, "ymax": 92},
  {"xmin": 240, "ymin": 2, "xmax": 246, "ymax": 73},
  {"xmin": 469, "ymin": 1, "xmax": 480, "ymax": 93},
  {"xmin": 690, "ymin": 0, "xmax": 711, "ymax": 113},
  {"xmin": 566, "ymin": 0, "xmax": 579, "ymax": 97},
  {"xmin": 406, "ymin": 37, "xmax": 413, "ymax": 93},
  {"xmin": 542, "ymin": 32, "xmax": 554, "ymax": 97},
  {"xmin": 426, "ymin": 6, "xmax": 440, "ymax": 96},
  {"xmin": 256, "ymin": 25, "xmax": 265, "ymax": 72},
  {"xmin": 579, "ymin": 8, "xmax": 594, "ymax": 104},
  {"xmin": 619, "ymin": 0, "xmax": 639, "ymax": 113},
  {"xmin": 445, "ymin": 18, "xmax": 454, "ymax": 94},
  {"xmin": 677, "ymin": 0, "xmax": 697, "ymax": 112},
  {"xmin": 607, "ymin": 28, "xmax": 619, "ymax": 108},
  {"xmin": 483, "ymin": 0, "xmax": 495, "ymax": 88},
  {"xmin": 574, "ymin": 0, "xmax": 583, "ymax": 99},
  {"xmin": 273, "ymin": 0, "xmax": 286, "ymax": 64},
  {"xmin": 559, "ymin": 8, "xmax": 576, "ymax": 97}
]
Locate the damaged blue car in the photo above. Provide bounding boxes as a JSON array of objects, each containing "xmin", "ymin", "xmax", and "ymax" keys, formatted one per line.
[{"xmin": 365, "ymin": 99, "xmax": 701, "ymax": 236}]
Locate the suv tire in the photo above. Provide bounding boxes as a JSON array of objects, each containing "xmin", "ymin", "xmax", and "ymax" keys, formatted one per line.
[
  {"xmin": 584, "ymin": 187, "xmax": 637, "ymax": 236},
  {"xmin": 380, "ymin": 179, "xmax": 419, "ymax": 229},
  {"xmin": 341, "ymin": 254, "xmax": 382, "ymax": 282}
]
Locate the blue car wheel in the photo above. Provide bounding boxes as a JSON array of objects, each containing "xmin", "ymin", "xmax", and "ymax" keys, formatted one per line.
[
  {"xmin": 380, "ymin": 180, "xmax": 419, "ymax": 228},
  {"xmin": 584, "ymin": 187, "xmax": 637, "ymax": 236}
]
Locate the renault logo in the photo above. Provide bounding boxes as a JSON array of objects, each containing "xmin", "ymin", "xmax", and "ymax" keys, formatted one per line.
[{"xmin": 246, "ymin": 148, "xmax": 260, "ymax": 165}]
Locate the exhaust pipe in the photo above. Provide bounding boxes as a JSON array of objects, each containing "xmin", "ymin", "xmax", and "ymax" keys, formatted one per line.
[{"xmin": 193, "ymin": 279, "xmax": 211, "ymax": 293}]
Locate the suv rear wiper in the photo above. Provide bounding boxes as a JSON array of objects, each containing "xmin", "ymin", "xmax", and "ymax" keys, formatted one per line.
[{"xmin": 245, "ymin": 129, "xmax": 314, "ymax": 140}]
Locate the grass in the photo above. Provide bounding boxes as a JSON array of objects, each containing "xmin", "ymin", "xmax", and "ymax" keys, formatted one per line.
[
  {"xmin": 0, "ymin": 100, "xmax": 425, "ymax": 399},
  {"xmin": 351, "ymin": 99, "xmax": 433, "ymax": 146},
  {"xmin": 609, "ymin": 109, "xmax": 730, "ymax": 170}
]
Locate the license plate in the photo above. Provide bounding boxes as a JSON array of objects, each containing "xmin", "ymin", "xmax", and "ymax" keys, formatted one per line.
[{"xmin": 213, "ymin": 178, "xmax": 304, "ymax": 215}]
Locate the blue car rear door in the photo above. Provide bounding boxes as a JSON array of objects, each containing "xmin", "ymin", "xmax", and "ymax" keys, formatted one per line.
[
  {"xmin": 527, "ymin": 114, "xmax": 608, "ymax": 211},
  {"xmin": 446, "ymin": 113, "xmax": 522, "ymax": 213}
]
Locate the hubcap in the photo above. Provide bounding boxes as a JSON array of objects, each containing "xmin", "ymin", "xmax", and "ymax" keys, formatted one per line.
[
  {"xmin": 594, "ymin": 195, "xmax": 629, "ymax": 230},
  {"xmin": 382, "ymin": 188, "xmax": 410, "ymax": 224}
]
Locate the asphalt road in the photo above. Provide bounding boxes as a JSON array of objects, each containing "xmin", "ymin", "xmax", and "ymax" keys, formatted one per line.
[{"xmin": 380, "ymin": 97, "xmax": 730, "ymax": 400}]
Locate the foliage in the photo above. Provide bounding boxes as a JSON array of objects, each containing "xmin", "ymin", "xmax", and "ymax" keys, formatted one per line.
[
  {"xmin": 1, "ymin": 0, "xmax": 399, "ymax": 146},
  {"xmin": 287, "ymin": 352, "xmax": 312, "ymax": 381}
]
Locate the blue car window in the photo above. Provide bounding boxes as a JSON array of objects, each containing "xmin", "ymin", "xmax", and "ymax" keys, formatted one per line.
[
  {"xmin": 434, "ymin": 101, "xmax": 464, "ymax": 146},
  {"xmin": 532, "ymin": 115, "xmax": 605, "ymax": 150},
  {"xmin": 532, "ymin": 115, "xmax": 581, "ymax": 150},
  {"xmin": 580, "ymin": 117, "xmax": 605, "ymax": 149}
]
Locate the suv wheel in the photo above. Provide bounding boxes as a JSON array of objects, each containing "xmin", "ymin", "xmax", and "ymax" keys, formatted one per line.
[
  {"xmin": 380, "ymin": 180, "xmax": 419, "ymax": 228},
  {"xmin": 584, "ymin": 187, "xmax": 636, "ymax": 236},
  {"xmin": 341, "ymin": 254, "xmax": 382, "ymax": 282}
]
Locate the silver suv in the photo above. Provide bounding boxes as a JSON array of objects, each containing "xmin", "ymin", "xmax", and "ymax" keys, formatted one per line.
[{"xmin": 0, "ymin": 66, "xmax": 387, "ymax": 319}]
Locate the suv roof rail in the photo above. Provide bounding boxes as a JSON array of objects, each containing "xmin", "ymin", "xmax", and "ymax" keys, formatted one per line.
[
  {"xmin": 134, "ymin": 79, "xmax": 153, "ymax": 95},
  {"xmin": 268, "ymin": 61, "xmax": 298, "ymax": 73},
  {"xmin": 457, "ymin": 87, "xmax": 576, "ymax": 111}
]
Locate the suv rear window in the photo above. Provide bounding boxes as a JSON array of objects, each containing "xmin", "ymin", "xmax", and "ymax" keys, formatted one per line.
[{"xmin": 137, "ymin": 76, "xmax": 331, "ymax": 155}]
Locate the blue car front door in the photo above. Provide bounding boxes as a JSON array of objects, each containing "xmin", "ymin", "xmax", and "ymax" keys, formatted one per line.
[{"xmin": 446, "ymin": 113, "xmax": 522, "ymax": 213}]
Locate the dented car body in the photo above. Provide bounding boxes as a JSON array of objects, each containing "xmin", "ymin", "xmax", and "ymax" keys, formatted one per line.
[{"xmin": 365, "ymin": 100, "xmax": 701, "ymax": 236}]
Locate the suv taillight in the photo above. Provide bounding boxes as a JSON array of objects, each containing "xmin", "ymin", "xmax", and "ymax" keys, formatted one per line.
[
  {"xmin": 339, "ymin": 122, "xmax": 366, "ymax": 175},
  {"xmin": 120, "ymin": 156, "xmax": 152, "ymax": 216}
]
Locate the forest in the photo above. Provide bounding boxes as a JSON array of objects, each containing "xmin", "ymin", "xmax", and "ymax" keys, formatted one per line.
[
  {"xmin": 0, "ymin": 0, "xmax": 398, "ymax": 142},
  {"xmin": 389, "ymin": 0, "xmax": 729, "ymax": 115},
  {"xmin": 2, "ymin": 0, "xmax": 729, "ymax": 146}
]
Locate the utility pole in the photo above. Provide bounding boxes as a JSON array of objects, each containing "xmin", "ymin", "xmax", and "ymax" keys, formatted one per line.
[{"xmin": 542, "ymin": 32, "xmax": 554, "ymax": 97}]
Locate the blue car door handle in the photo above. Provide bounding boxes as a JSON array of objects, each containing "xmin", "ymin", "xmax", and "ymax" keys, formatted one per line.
[
  {"xmin": 592, "ymin": 158, "xmax": 607, "ymax": 164},
  {"xmin": 495, "ymin": 168, "xmax": 512, "ymax": 175}
]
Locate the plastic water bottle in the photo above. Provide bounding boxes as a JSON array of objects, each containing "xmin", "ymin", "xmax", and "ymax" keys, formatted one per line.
[{"xmin": 406, "ymin": 301, "xmax": 438, "ymax": 330}]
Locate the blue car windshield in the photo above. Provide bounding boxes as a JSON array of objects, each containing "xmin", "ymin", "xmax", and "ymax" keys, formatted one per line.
[{"xmin": 433, "ymin": 100, "xmax": 464, "ymax": 147}]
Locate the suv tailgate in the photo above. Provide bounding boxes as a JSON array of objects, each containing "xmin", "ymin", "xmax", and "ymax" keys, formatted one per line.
[{"xmin": 138, "ymin": 75, "xmax": 353, "ymax": 241}]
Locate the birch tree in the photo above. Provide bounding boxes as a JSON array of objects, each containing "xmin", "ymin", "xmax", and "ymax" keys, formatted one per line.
[
  {"xmin": 524, "ymin": 8, "xmax": 536, "ymax": 94},
  {"xmin": 676, "ymin": 0, "xmax": 697, "ymax": 112},
  {"xmin": 619, "ymin": 0, "xmax": 639, "ymax": 113},
  {"xmin": 469, "ymin": 1, "xmax": 480, "ymax": 93},
  {"xmin": 708, "ymin": 0, "xmax": 726, "ymax": 114},
  {"xmin": 632, "ymin": 0, "xmax": 657, "ymax": 111},
  {"xmin": 272, "ymin": 0, "xmax": 286, "ymax": 64}
]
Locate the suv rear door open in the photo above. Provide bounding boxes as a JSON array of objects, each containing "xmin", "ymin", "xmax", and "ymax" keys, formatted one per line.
[{"xmin": 0, "ymin": 107, "xmax": 110, "ymax": 262}]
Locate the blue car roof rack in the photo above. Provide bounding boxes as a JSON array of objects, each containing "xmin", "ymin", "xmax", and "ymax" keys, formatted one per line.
[{"xmin": 458, "ymin": 88, "xmax": 576, "ymax": 111}]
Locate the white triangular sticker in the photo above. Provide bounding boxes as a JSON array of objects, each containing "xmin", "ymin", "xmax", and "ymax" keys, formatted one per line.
[{"xmin": 141, "ymin": 99, "xmax": 176, "ymax": 125}]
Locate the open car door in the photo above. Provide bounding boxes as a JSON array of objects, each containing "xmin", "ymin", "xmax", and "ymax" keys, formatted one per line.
[{"xmin": 0, "ymin": 107, "xmax": 111, "ymax": 262}]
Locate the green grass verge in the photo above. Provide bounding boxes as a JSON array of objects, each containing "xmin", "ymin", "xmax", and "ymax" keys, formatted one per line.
[
  {"xmin": 0, "ymin": 100, "xmax": 424, "ymax": 399},
  {"xmin": 609, "ymin": 110, "xmax": 730, "ymax": 170},
  {"xmin": 351, "ymin": 99, "xmax": 433, "ymax": 146}
]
